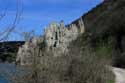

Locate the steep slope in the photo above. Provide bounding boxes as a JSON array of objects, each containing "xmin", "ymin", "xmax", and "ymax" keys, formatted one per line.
[
  {"xmin": 71, "ymin": 0, "xmax": 125, "ymax": 67},
  {"xmin": 71, "ymin": 0, "xmax": 125, "ymax": 34}
]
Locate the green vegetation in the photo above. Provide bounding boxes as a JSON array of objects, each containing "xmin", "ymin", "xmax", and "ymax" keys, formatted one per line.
[
  {"xmin": 108, "ymin": 80, "xmax": 115, "ymax": 83},
  {"xmin": 0, "ymin": 52, "xmax": 16, "ymax": 63},
  {"xmin": 0, "ymin": 41, "xmax": 24, "ymax": 63}
]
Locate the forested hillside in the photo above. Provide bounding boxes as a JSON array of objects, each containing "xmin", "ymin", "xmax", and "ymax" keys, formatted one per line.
[{"xmin": 0, "ymin": 41, "xmax": 24, "ymax": 62}]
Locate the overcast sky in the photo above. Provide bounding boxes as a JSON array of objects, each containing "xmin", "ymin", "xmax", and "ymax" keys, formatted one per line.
[{"xmin": 0, "ymin": 0, "xmax": 103, "ymax": 41}]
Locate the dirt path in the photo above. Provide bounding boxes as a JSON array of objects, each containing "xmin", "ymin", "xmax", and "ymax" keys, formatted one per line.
[{"xmin": 112, "ymin": 67, "xmax": 125, "ymax": 83}]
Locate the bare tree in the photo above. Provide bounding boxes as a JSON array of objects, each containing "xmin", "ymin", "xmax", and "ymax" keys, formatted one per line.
[{"xmin": 0, "ymin": 0, "xmax": 22, "ymax": 41}]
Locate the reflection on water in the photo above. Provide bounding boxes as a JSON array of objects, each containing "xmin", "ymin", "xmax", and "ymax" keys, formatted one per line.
[{"xmin": 0, "ymin": 63, "xmax": 16, "ymax": 83}]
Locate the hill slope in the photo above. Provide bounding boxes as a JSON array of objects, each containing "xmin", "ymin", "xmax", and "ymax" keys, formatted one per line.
[
  {"xmin": 71, "ymin": 0, "xmax": 125, "ymax": 67},
  {"xmin": 0, "ymin": 41, "xmax": 24, "ymax": 62}
]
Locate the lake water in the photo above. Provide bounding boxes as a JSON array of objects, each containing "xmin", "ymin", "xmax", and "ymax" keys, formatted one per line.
[
  {"xmin": 0, "ymin": 76, "xmax": 8, "ymax": 83},
  {"xmin": 0, "ymin": 63, "xmax": 16, "ymax": 83}
]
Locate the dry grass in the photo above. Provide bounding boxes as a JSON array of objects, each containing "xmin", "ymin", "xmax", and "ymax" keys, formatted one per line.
[
  {"xmin": 7, "ymin": 34, "xmax": 115, "ymax": 83},
  {"xmin": 9, "ymin": 46, "xmax": 115, "ymax": 83}
]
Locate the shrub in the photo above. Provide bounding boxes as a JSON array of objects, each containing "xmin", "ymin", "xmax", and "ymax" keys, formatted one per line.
[{"xmin": 9, "ymin": 34, "xmax": 115, "ymax": 83}]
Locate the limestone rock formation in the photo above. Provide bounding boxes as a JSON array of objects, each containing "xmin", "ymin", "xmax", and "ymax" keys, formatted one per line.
[
  {"xmin": 45, "ymin": 19, "xmax": 84, "ymax": 53},
  {"xmin": 16, "ymin": 19, "xmax": 85, "ymax": 65},
  {"xmin": 16, "ymin": 37, "xmax": 43, "ymax": 65}
]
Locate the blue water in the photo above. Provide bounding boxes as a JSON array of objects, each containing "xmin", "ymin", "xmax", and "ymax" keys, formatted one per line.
[
  {"xmin": 0, "ymin": 76, "xmax": 8, "ymax": 83},
  {"xmin": 0, "ymin": 63, "xmax": 16, "ymax": 83}
]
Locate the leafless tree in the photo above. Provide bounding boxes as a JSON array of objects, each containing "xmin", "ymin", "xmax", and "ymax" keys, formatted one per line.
[{"xmin": 0, "ymin": 0, "xmax": 23, "ymax": 41}]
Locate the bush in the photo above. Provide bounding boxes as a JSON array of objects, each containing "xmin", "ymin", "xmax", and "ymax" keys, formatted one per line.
[
  {"xmin": 9, "ymin": 34, "xmax": 115, "ymax": 83},
  {"xmin": 9, "ymin": 47, "xmax": 114, "ymax": 83}
]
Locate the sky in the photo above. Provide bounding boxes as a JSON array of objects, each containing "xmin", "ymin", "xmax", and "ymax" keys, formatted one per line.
[{"xmin": 0, "ymin": 0, "xmax": 103, "ymax": 41}]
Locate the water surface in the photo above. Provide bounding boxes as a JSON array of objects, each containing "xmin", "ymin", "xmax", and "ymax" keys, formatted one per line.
[{"xmin": 0, "ymin": 63, "xmax": 16, "ymax": 83}]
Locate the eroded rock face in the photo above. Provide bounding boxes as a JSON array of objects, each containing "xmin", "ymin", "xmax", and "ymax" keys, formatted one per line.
[
  {"xmin": 45, "ymin": 19, "xmax": 84, "ymax": 53},
  {"xmin": 16, "ymin": 19, "xmax": 85, "ymax": 65},
  {"xmin": 16, "ymin": 37, "xmax": 44, "ymax": 65}
]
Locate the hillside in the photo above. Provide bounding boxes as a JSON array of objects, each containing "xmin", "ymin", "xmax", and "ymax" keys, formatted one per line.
[
  {"xmin": 0, "ymin": 41, "xmax": 24, "ymax": 62},
  {"xmin": 71, "ymin": 0, "xmax": 125, "ymax": 67}
]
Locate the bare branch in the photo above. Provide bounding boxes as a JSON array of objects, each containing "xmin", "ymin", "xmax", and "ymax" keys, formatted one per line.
[{"xmin": 0, "ymin": 0, "xmax": 22, "ymax": 41}]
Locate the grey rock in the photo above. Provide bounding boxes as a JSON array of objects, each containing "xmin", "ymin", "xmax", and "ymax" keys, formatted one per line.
[{"xmin": 16, "ymin": 19, "xmax": 85, "ymax": 65}]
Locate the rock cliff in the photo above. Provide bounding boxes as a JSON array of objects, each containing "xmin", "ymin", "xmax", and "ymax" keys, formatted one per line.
[{"xmin": 16, "ymin": 19, "xmax": 84, "ymax": 65}]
